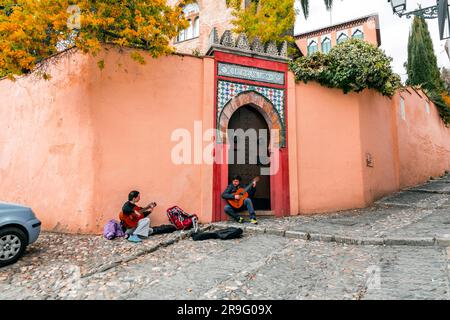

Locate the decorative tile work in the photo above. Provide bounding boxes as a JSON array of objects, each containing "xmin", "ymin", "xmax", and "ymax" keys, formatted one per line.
[
  {"xmin": 218, "ymin": 63, "xmax": 285, "ymax": 85},
  {"xmin": 217, "ymin": 80, "xmax": 285, "ymax": 124}
]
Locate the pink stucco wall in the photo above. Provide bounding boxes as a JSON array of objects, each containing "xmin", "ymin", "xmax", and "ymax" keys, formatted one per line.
[
  {"xmin": 0, "ymin": 52, "xmax": 96, "ymax": 233},
  {"xmin": 88, "ymin": 49, "xmax": 215, "ymax": 231},
  {"xmin": 1, "ymin": 48, "xmax": 449, "ymax": 234},
  {"xmin": 358, "ymin": 90, "xmax": 399, "ymax": 205},
  {"xmin": 0, "ymin": 49, "xmax": 215, "ymax": 233},
  {"xmin": 293, "ymin": 82, "xmax": 366, "ymax": 214},
  {"xmin": 291, "ymin": 81, "xmax": 450, "ymax": 215},
  {"xmin": 394, "ymin": 89, "xmax": 450, "ymax": 188}
]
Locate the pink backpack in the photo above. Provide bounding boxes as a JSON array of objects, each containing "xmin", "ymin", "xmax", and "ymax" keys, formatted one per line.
[{"xmin": 166, "ymin": 206, "xmax": 199, "ymax": 232}]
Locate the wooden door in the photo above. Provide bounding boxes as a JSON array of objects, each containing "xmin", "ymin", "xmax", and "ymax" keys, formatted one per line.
[{"xmin": 228, "ymin": 105, "xmax": 271, "ymax": 210}]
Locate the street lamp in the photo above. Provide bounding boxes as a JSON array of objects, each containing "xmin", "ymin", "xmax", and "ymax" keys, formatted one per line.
[
  {"xmin": 388, "ymin": 0, "xmax": 450, "ymax": 39},
  {"xmin": 388, "ymin": 0, "xmax": 439, "ymax": 19},
  {"xmin": 389, "ymin": 0, "xmax": 407, "ymax": 15}
]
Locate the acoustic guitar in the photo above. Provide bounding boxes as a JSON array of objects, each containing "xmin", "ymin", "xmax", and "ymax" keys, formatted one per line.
[
  {"xmin": 226, "ymin": 177, "xmax": 261, "ymax": 209},
  {"xmin": 119, "ymin": 202, "xmax": 157, "ymax": 229}
]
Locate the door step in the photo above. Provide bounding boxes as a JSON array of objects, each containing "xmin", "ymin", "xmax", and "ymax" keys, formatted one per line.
[{"xmin": 240, "ymin": 210, "xmax": 275, "ymax": 217}]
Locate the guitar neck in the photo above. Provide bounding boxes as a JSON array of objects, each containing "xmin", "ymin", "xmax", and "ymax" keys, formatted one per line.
[{"xmin": 243, "ymin": 182, "xmax": 255, "ymax": 193}]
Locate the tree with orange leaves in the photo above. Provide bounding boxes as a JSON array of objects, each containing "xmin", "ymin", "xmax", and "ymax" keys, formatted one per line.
[{"xmin": 0, "ymin": 0, "xmax": 192, "ymax": 79}]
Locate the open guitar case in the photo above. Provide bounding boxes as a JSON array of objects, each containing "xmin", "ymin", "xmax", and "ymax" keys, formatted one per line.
[{"xmin": 192, "ymin": 227, "xmax": 243, "ymax": 241}]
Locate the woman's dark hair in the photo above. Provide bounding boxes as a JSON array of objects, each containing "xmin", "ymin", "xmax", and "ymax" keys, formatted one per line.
[
  {"xmin": 128, "ymin": 190, "xmax": 140, "ymax": 201},
  {"xmin": 232, "ymin": 175, "xmax": 242, "ymax": 182}
]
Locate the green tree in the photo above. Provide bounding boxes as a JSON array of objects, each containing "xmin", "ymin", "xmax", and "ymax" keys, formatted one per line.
[
  {"xmin": 0, "ymin": 0, "xmax": 192, "ymax": 79},
  {"xmin": 226, "ymin": 0, "xmax": 334, "ymax": 43},
  {"xmin": 227, "ymin": 0, "xmax": 296, "ymax": 43},
  {"xmin": 406, "ymin": 16, "xmax": 444, "ymax": 92},
  {"xmin": 406, "ymin": 16, "xmax": 450, "ymax": 125}
]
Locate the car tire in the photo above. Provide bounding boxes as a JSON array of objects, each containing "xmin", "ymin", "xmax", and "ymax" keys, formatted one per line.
[{"xmin": 0, "ymin": 227, "xmax": 27, "ymax": 268}]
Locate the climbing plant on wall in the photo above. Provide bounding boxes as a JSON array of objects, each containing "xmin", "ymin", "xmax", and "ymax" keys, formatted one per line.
[
  {"xmin": 0, "ymin": 0, "xmax": 192, "ymax": 80},
  {"xmin": 289, "ymin": 39, "xmax": 401, "ymax": 97}
]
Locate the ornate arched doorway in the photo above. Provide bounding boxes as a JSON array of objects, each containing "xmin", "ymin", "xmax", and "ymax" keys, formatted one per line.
[
  {"xmin": 228, "ymin": 104, "xmax": 271, "ymax": 210},
  {"xmin": 213, "ymin": 91, "xmax": 290, "ymax": 221}
]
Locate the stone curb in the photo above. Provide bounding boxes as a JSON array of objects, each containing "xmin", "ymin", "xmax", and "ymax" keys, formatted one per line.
[
  {"xmin": 373, "ymin": 201, "xmax": 442, "ymax": 210},
  {"xmin": 81, "ymin": 225, "xmax": 212, "ymax": 278},
  {"xmin": 211, "ymin": 223, "xmax": 450, "ymax": 247},
  {"xmin": 408, "ymin": 189, "xmax": 450, "ymax": 195}
]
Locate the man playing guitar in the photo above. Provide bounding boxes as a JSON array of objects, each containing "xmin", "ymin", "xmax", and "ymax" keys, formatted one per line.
[
  {"xmin": 119, "ymin": 190, "xmax": 157, "ymax": 243},
  {"xmin": 222, "ymin": 175, "xmax": 259, "ymax": 224}
]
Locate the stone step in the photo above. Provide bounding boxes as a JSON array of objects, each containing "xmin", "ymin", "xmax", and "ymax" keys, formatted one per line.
[{"xmin": 240, "ymin": 210, "xmax": 275, "ymax": 217}]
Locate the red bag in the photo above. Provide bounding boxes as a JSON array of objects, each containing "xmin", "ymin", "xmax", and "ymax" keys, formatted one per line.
[{"xmin": 166, "ymin": 206, "xmax": 199, "ymax": 232}]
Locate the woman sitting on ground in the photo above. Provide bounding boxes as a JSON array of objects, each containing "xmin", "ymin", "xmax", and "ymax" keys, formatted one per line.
[{"xmin": 119, "ymin": 190, "xmax": 156, "ymax": 243}]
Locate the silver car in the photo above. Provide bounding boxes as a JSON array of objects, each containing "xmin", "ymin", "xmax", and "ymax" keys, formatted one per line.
[{"xmin": 0, "ymin": 202, "xmax": 41, "ymax": 267}]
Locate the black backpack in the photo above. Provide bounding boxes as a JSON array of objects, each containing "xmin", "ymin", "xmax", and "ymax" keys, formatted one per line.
[{"xmin": 192, "ymin": 227, "xmax": 243, "ymax": 241}]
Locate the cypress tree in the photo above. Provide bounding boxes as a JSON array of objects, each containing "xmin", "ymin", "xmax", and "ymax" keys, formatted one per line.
[
  {"xmin": 406, "ymin": 16, "xmax": 444, "ymax": 92},
  {"xmin": 406, "ymin": 16, "xmax": 450, "ymax": 126}
]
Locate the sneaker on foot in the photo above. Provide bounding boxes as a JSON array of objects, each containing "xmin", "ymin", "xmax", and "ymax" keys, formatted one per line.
[
  {"xmin": 250, "ymin": 219, "xmax": 258, "ymax": 224},
  {"xmin": 237, "ymin": 217, "xmax": 244, "ymax": 224},
  {"xmin": 128, "ymin": 235, "xmax": 142, "ymax": 243}
]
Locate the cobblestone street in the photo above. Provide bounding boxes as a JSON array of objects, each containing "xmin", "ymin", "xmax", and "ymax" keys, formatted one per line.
[{"xmin": 1, "ymin": 175, "xmax": 450, "ymax": 300}]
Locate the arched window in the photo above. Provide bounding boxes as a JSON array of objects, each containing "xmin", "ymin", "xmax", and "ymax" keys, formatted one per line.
[
  {"xmin": 176, "ymin": 2, "xmax": 200, "ymax": 43},
  {"xmin": 337, "ymin": 32, "xmax": 348, "ymax": 45},
  {"xmin": 193, "ymin": 17, "xmax": 200, "ymax": 38},
  {"xmin": 352, "ymin": 29, "xmax": 364, "ymax": 40},
  {"xmin": 177, "ymin": 29, "xmax": 186, "ymax": 42},
  {"xmin": 186, "ymin": 19, "xmax": 193, "ymax": 39},
  {"xmin": 321, "ymin": 37, "xmax": 331, "ymax": 54},
  {"xmin": 307, "ymin": 40, "xmax": 318, "ymax": 56},
  {"xmin": 183, "ymin": 3, "xmax": 200, "ymax": 16}
]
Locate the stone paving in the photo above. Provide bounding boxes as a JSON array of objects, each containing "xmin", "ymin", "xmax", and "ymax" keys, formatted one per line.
[
  {"xmin": 214, "ymin": 174, "xmax": 450, "ymax": 244},
  {"xmin": 125, "ymin": 235, "xmax": 448, "ymax": 300},
  {"xmin": 3, "ymin": 232, "xmax": 447, "ymax": 300},
  {"xmin": 0, "ymin": 229, "xmax": 201, "ymax": 299},
  {"xmin": 0, "ymin": 174, "xmax": 449, "ymax": 300}
]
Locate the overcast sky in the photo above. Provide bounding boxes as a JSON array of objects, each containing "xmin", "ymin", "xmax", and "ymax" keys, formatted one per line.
[{"xmin": 294, "ymin": 0, "xmax": 450, "ymax": 82}]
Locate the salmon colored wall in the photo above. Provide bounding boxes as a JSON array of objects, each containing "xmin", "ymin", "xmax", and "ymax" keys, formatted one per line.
[
  {"xmin": 363, "ymin": 18, "xmax": 379, "ymax": 47},
  {"xmin": 0, "ymin": 52, "xmax": 96, "ymax": 233},
  {"xmin": 357, "ymin": 90, "xmax": 398, "ymax": 204},
  {"xmin": 87, "ymin": 49, "xmax": 214, "ymax": 231},
  {"xmin": 394, "ymin": 89, "xmax": 450, "ymax": 188},
  {"xmin": 294, "ymin": 82, "xmax": 366, "ymax": 214},
  {"xmin": 2, "ymin": 48, "xmax": 450, "ymax": 234},
  {"xmin": 291, "ymin": 81, "xmax": 450, "ymax": 215},
  {"xmin": 0, "ymin": 49, "xmax": 215, "ymax": 234}
]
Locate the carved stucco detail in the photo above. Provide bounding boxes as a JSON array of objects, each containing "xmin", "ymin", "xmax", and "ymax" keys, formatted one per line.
[
  {"xmin": 220, "ymin": 30, "xmax": 235, "ymax": 47},
  {"xmin": 207, "ymin": 28, "xmax": 290, "ymax": 61},
  {"xmin": 235, "ymin": 33, "xmax": 250, "ymax": 50},
  {"xmin": 251, "ymin": 37, "xmax": 265, "ymax": 53},
  {"xmin": 265, "ymin": 41, "xmax": 279, "ymax": 56}
]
